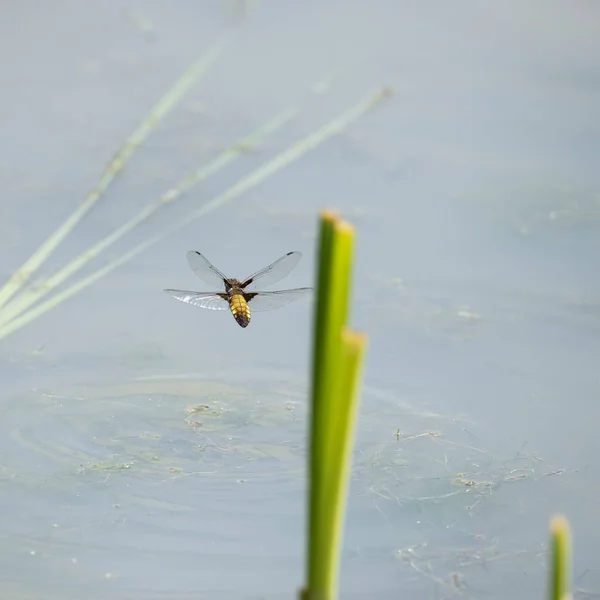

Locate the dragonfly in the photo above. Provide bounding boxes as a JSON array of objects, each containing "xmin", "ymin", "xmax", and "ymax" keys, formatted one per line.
[{"xmin": 163, "ymin": 251, "xmax": 312, "ymax": 328}]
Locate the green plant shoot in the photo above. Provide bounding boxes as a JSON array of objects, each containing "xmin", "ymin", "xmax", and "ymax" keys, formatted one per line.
[
  {"xmin": 549, "ymin": 515, "xmax": 572, "ymax": 600},
  {"xmin": 303, "ymin": 211, "xmax": 367, "ymax": 600}
]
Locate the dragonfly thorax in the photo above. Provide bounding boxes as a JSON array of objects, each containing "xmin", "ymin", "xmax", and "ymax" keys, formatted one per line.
[
  {"xmin": 224, "ymin": 278, "xmax": 243, "ymax": 292},
  {"xmin": 226, "ymin": 285, "xmax": 245, "ymax": 298}
]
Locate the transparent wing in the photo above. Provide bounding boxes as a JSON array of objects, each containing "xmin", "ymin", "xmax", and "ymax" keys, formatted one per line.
[
  {"xmin": 163, "ymin": 289, "xmax": 229, "ymax": 310},
  {"xmin": 242, "ymin": 251, "xmax": 303, "ymax": 291},
  {"xmin": 246, "ymin": 288, "xmax": 312, "ymax": 312},
  {"xmin": 186, "ymin": 251, "xmax": 229, "ymax": 288}
]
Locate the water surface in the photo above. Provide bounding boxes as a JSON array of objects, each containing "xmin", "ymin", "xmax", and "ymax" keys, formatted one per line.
[{"xmin": 0, "ymin": 1, "xmax": 599, "ymax": 598}]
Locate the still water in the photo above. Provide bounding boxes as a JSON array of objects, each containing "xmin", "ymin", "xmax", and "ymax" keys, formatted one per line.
[{"xmin": 0, "ymin": 1, "xmax": 599, "ymax": 598}]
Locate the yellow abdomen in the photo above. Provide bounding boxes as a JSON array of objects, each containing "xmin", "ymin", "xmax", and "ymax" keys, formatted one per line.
[{"xmin": 229, "ymin": 294, "xmax": 251, "ymax": 328}]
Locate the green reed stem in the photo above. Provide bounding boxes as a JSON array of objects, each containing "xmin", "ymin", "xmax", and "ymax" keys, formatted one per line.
[
  {"xmin": 303, "ymin": 212, "xmax": 367, "ymax": 600},
  {"xmin": 549, "ymin": 515, "xmax": 572, "ymax": 600},
  {"xmin": 321, "ymin": 329, "xmax": 366, "ymax": 599}
]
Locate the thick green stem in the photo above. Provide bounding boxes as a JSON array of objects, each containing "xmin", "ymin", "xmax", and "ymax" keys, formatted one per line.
[
  {"xmin": 305, "ymin": 212, "xmax": 366, "ymax": 600},
  {"xmin": 549, "ymin": 515, "xmax": 571, "ymax": 600}
]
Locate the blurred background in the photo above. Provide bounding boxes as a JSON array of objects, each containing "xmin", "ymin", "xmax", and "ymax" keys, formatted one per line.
[{"xmin": 0, "ymin": 1, "xmax": 599, "ymax": 598}]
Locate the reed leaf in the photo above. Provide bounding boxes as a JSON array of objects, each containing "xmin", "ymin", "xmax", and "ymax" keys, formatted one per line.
[
  {"xmin": 0, "ymin": 87, "xmax": 391, "ymax": 341},
  {"xmin": 0, "ymin": 107, "xmax": 297, "ymax": 328},
  {"xmin": 0, "ymin": 37, "xmax": 227, "ymax": 312}
]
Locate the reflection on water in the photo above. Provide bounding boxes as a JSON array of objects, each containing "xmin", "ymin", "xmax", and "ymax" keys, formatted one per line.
[
  {"xmin": 0, "ymin": 373, "xmax": 307, "ymax": 599},
  {"xmin": 0, "ymin": 370, "xmax": 573, "ymax": 599}
]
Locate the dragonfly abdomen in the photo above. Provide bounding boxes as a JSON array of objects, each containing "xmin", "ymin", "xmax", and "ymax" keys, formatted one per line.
[{"xmin": 229, "ymin": 293, "xmax": 251, "ymax": 328}]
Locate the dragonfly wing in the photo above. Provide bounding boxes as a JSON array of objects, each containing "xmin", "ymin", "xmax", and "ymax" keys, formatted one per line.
[
  {"xmin": 186, "ymin": 251, "xmax": 229, "ymax": 288},
  {"xmin": 242, "ymin": 251, "xmax": 303, "ymax": 291},
  {"xmin": 163, "ymin": 289, "xmax": 229, "ymax": 310},
  {"xmin": 246, "ymin": 288, "xmax": 312, "ymax": 312}
]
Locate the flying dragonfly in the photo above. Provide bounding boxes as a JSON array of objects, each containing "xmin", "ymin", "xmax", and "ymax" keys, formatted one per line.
[{"xmin": 163, "ymin": 251, "xmax": 312, "ymax": 328}]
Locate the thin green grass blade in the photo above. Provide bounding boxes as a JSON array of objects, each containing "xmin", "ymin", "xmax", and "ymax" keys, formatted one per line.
[
  {"xmin": 549, "ymin": 515, "xmax": 571, "ymax": 600},
  {"xmin": 0, "ymin": 107, "xmax": 297, "ymax": 328},
  {"xmin": 0, "ymin": 88, "xmax": 392, "ymax": 341},
  {"xmin": 0, "ymin": 37, "xmax": 227, "ymax": 312}
]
